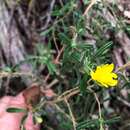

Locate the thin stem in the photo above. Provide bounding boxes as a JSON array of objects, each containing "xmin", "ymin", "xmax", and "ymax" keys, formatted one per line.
[
  {"xmin": 64, "ymin": 98, "xmax": 77, "ymax": 130},
  {"xmin": 83, "ymin": 0, "xmax": 96, "ymax": 16}
]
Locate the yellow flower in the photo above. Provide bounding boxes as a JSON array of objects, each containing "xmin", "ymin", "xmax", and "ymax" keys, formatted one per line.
[
  {"xmin": 90, "ymin": 63, "xmax": 118, "ymax": 88},
  {"xmin": 35, "ymin": 116, "xmax": 43, "ymax": 123}
]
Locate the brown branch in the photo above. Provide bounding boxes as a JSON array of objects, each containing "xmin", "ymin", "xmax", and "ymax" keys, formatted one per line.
[
  {"xmin": 54, "ymin": 46, "xmax": 65, "ymax": 64},
  {"xmin": 83, "ymin": 0, "xmax": 96, "ymax": 16}
]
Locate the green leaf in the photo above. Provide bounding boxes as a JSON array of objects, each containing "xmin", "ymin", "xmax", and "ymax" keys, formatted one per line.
[
  {"xmin": 63, "ymin": 46, "xmax": 72, "ymax": 63},
  {"xmin": 95, "ymin": 41, "xmax": 113, "ymax": 57},
  {"xmin": 83, "ymin": 0, "xmax": 90, "ymax": 5},
  {"xmin": 77, "ymin": 44, "xmax": 93, "ymax": 50},
  {"xmin": 20, "ymin": 114, "xmax": 28, "ymax": 130},
  {"xmin": 21, "ymin": 114, "xmax": 28, "ymax": 125},
  {"xmin": 52, "ymin": 1, "xmax": 74, "ymax": 16},
  {"xmin": 47, "ymin": 62, "xmax": 56, "ymax": 74},
  {"xmin": 58, "ymin": 33, "xmax": 71, "ymax": 45},
  {"xmin": 80, "ymin": 74, "xmax": 88, "ymax": 94},
  {"xmin": 2, "ymin": 66, "xmax": 12, "ymax": 72},
  {"xmin": 6, "ymin": 107, "xmax": 27, "ymax": 113},
  {"xmin": 76, "ymin": 116, "xmax": 121, "ymax": 130},
  {"xmin": 71, "ymin": 52, "xmax": 81, "ymax": 63}
]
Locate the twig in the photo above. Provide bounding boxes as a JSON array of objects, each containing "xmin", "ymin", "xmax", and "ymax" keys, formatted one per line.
[
  {"xmin": 117, "ymin": 96, "xmax": 130, "ymax": 107},
  {"xmin": 64, "ymin": 98, "xmax": 77, "ymax": 130},
  {"xmin": 94, "ymin": 92, "xmax": 102, "ymax": 119},
  {"xmin": 53, "ymin": 30, "xmax": 59, "ymax": 53},
  {"xmin": 0, "ymin": 71, "xmax": 33, "ymax": 78},
  {"xmin": 40, "ymin": 0, "xmax": 55, "ymax": 30},
  {"xmin": 116, "ymin": 61, "xmax": 130, "ymax": 72},
  {"xmin": 88, "ymin": 88, "xmax": 104, "ymax": 130},
  {"xmin": 57, "ymin": 87, "xmax": 79, "ymax": 101},
  {"xmin": 54, "ymin": 104, "xmax": 72, "ymax": 120},
  {"xmin": 46, "ymin": 79, "xmax": 59, "ymax": 89},
  {"xmin": 40, "ymin": 1, "xmax": 75, "ymax": 31},
  {"xmin": 83, "ymin": 0, "xmax": 96, "ymax": 16},
  {"xmin": 54, "ymin": 46, "xmax": 65, "ymax": 64},
  {"xmin": 45, "ymin": 73, "xmax": 50, "ymax": 82}
]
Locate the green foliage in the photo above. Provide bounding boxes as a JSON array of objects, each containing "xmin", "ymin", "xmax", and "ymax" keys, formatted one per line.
[
  {"xmin": 20, "ymin": 114, "xmax": 28, "ymax": 130},
  {"xmin": 27, "ymin": 44, "xmax": 56, "ymax": 74},
  {"xmin": 83, "ymin": 0, "xmax": 90, "ymax": 5},
  {"xmin": 77, "ymin": 116, "xmax": 121, "ymax": 130},
  {"xmin": 3, "ymin": 0, "xmax": 130, "ymax": 130},
  {"xmin": 95, "ymin": 41, "xmax": 113, "ymax": 57},
  {"xmin": 6, "ymin": 107, "xmax": 27, "ymax": 113},
  {"xmin": 80, "ymin": 73, "xmax": 89, "ymax": 94},
  {"xmin": 2, "ymin": 66, "xmax": 12, "ymax": 72}
]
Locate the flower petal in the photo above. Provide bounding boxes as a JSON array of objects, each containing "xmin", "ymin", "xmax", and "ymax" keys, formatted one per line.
[
  {"xmin": 101, "ymin": 64, "xmax": 114, "ymax": 72},
  {"xmin": 112, "ymin": 73, "xmax": 118, "ymax": 79},
  {"xmin": 90, "ymin": 63, "xmax": 118, "ymax": 88},
  {"xmin": 108, "ymin": 79, "xmax": 118, "ymax": 86},
  {"xmin": 99, "ymin": 82, "xmax": 109, "ymax": 88}
]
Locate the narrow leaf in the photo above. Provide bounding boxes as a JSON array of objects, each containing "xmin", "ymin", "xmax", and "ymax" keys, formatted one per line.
[{"xmin": 6, "ymin": 107, "xmax": 27, "ymax": 113}]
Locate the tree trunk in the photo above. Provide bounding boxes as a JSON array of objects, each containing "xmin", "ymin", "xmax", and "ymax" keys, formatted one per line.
[{"xmin": 0, "ymin": 0, "xmax": 32, "ymax": 85}]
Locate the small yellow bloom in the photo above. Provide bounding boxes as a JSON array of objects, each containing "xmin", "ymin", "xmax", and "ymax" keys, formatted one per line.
[
  {"xmin": 35, "ymin": 116, "xmax": 43, "ymax": 123},
  {"xmin": 90, "ymin": 63, "xmax": 118, "ymax": 88}
]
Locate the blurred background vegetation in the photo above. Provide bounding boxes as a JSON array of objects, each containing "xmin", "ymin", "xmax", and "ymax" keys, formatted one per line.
[{"xmin": 1, "ymin": 0, "xmax": 130, "ymax": 130}]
